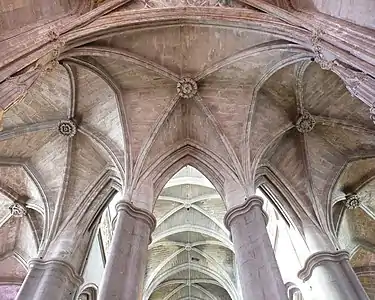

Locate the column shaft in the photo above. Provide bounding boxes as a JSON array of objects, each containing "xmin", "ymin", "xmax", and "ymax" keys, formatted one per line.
[
  {"xmin": 16, "ymin": 259, "xmax": 83, "ymax": 300},
  {"xmin": 98, "ymin": 201, "xmax": 156, "ymax": 300},
  {"xmin": 224, "ymin": 195, "xmax": 288, "ymax": 300},
  {"xmin": 298, "ymin": 251, "xmax": 369, "ymax": 300}
]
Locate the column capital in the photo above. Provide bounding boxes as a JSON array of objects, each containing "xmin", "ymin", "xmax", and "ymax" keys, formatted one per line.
[
  {"xmin": 224, "ymin": 195, "xmax": 268, "ymax": 230},
  {"xmin": 298, "ymin": 250, "xmax": 349, "ymax": 281},
  {"xmin": 116, "ymin": 201, "xmax": 156, "ymax": 232},
  {"xmin": 28, "ymin": 259, "xmax": 83, "ymax": 286}
]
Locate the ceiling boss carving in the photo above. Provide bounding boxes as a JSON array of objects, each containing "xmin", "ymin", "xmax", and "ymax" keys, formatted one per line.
[
  {"xmin": 177, "ymin": 78, "xmax": 198, "ymax": 99},
  {"xmin": 9, "ymin": 203, "xmax": 27, "ymax": 218},
  {"xmin": 345, "ymin": 194, "xmax": 361, "ymax": 209},
  {"xmin": 295, "ymin": 110, "xmax": 316, "ymax": 133},
  {"xmin": 58, "ymin": 119, "xmax": 77, "ymax": 137}
]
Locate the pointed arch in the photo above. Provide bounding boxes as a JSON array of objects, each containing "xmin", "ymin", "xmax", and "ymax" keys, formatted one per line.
[
  {"xmin": 136, "ymin": 143, "xmax": 245, "ymax": 209},
  {"xmin": 327, "ymin": 155, "xmax": 375, "ymax": 240},
  {"xmin": 144, "ymin": 263, "xmax": 239, "ymax": 300},
  {"xmin": 0, "ymin": 160, "xmax": 49, "ymax": 256},
  {"xmin": 78, "ymin": 283, "xmax": 98, "ymax": 300},
  {"xmin": 255, "ymin": 166, "xmax": 312, "ymax": 255},
  {"xmin": 64, "ymin": 9, "xmax": 309, "ymax": 49},
  {"xmin": 151, "ymin": 225, "xmax": 233, "ymax": 250},
  {"xmin": 256, "ymin": 165, "xmax": 307, "ymax": 230}
]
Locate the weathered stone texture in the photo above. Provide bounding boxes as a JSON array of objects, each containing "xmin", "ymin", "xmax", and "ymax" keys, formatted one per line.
[{"xmin": 0, "ymin": 1, "xmax": 375, "ymax": 299}]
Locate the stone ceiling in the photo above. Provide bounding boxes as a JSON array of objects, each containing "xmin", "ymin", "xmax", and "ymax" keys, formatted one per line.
[
  {"xmin": 291, "ymin": 0, "xmax": 375, "ymax": 29},
  {"xmin": 145, "ymin": 166, "xmax": 236, "ymax": 300},
  {"xmin": 0, "ymin": 0, "xmax": 375, "ymax": 296},
  {"xmin": 332, "ymin": 157, "xmax": 375, "ymax": 298}
]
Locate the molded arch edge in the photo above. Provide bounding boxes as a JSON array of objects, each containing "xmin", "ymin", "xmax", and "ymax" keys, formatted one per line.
[
  {"xmin": 78, "ymin": 283, "xmax": 98, "ymax": 300},
  {"xmin": 144, "ymin": 263, "xmax": 239, "ymax": 300},
  {"xmin": 64, "ymin": 8, "xmax": 310, "ymax": 50},
  {"xmin": 150, "ymin": 225, "xmax": 233, "ymax": 251},
  {"xmin": 0, "ymin": 251, "xmax": 28, "ymax": 271},
  {"xmin": 256, "ymin": 166, "xmax": 306, "ymax": 230},
  {"xmin": 145, "ymin": 246, "xmax": 234, "ymax": 292},
  {"xmin": 0, "ymin": 160, "xmax": 50, "ymax": 256},
  {"xmin": 43, "ymin": 172, "xmax": 120, "ymax": 267},
  {"xmin": 61, "ymin": 57, "xmax": 128, "ymax": 187},
  {"xmin": 255, "ymin": 166, "xmax": 312, "ymax": 251},
  {"xmin": 136, "ymin": 144, "xmax": 246, "ymax": 210}
]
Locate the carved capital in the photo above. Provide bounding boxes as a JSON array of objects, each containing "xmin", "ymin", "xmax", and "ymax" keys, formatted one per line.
[
  {"xmin": 298, "ymin": 250, "xmax": 349, "ymax": 281},
  {"xmin": 296, "ymin": 110, "xmax": 316, "ymax": 133},
  {"xmin": 116, "ymin": 201, "xmax": 156, "ymax": 232},
  {"xmin": 36, "ymin": 41, "xmax": 64, "ymax": 73},
  {"xmin": 224, "ymin": 195, "xmax": 268, "ymax": 230},
  {"xmin": 345, "ymin": 193, "xmax": 360, "ymax": 209},
  {"xmin": 315, "ymin": 56, "xmax": 336, "ymax": 71},
  {"xmin": 9, "ymin": 202, "xmax": 27, "ymax": 218},
  {"xmin": 311, "ymin": 29, "xmax": 337, "ymax": 71},
  {"xmin": 28, "ymin": 259, "xmax": 83, "ymax": 286},
  {"xmin": 177, "ymin": 77, "xmax": 198, "ymax": 99}
]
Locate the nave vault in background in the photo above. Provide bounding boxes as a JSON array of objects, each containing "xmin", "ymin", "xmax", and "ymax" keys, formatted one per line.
[{"xmin": 0, "ymin": 0, "xmax": 375, "ymax": 299}]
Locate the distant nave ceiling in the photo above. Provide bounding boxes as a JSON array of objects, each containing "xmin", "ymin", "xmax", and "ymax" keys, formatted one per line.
[
  {"xmin": 145, "ymin": 166, "xmax": 236, "ymax": 300},
  {"xmin": 0, "ymin": 11, "xmax": 375, "ymax": 298}
]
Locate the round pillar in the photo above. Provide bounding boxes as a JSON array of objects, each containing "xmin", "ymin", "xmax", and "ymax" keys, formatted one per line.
[
  {"xmin": 298, "ymin": 250, "xmax": 369, "ymax": 300},
  {"xmin": 224, "ymin": 195, "xmax": 288, "ymax": 300},
  {"xmin": 16, "ymin": 259, "xmax": 83, "ymax": 300},
  {"xmin": 98, "ymin": 201, "xmax": 156, "ymax": 300}
]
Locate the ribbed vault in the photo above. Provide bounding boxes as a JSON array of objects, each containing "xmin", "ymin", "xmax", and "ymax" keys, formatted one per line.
[
  {"xmin": 145, "ymin": 166, "xmax": 237, "ymax": 300},
  {"xmin": 0, "ymin": 2, "xmax": 374, "ymax": 298},
  {"xmin": 331, "ymin": 157, "xmax": 375, "ymax": 298}
]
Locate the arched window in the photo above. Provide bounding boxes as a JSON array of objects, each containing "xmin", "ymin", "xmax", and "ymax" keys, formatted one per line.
[
  {"xmin": 256, "ymin": 187, "xmax": 308, "ymax": 296},
  {"xmin": 285, "ymin": 282, "xmax": 304, "ymax": 300},
  {"xmin": 79, "ymin": 191, "xmax": 122, "ymax": 293},
  {"xmin": 78, "ymin": 286, "xmax": 97, "ymax": 300}
]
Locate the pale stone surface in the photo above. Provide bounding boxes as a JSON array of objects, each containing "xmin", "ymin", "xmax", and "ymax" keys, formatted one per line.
[
  {"xmin": 0, "ymin": 285, "xmax": 21, "ymax": 300},
  {"xmin": 225, "ymin": 196, "xmax": 288, "ymax": 300},
  {"xmin": 299, "ymin": 223, "xmax": 369, "ymax": 300},
  {"xmin": 144, "ymin": 166, "xmax": 237, "ymax": 300},
  {"xmin": 299, "ymin": 251, "xmax": 370, "ymax": 300},
  {"xmin": 16, "ymin": 259, "xmax": 83, "ymax": 300},
  {"xmin": 0, "ymin": 1, "xmax": 375, "ymax": 299},
  {"xmin": 98, "ymin": 201, "xmax": 156, "ymax": 300}
]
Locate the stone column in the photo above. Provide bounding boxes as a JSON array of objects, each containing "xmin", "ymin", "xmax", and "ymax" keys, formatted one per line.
[
  {"xmin": 298, "ymin": 251, "xmax": 369, "ymax": 300},
  {"xmin": 98, "ymin": 201, "xmax": 156, "ymax": 300},
  {"xmin": 16, "ymin": 259, "xmax": 83, "ymax": 300},
  {"xmin": 224, "ymin": 195, "xmax": 288, "ymax": 300}
]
